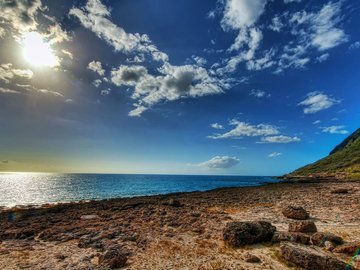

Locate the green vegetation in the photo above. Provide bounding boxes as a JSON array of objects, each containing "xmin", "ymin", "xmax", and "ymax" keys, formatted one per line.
[{"xmin": 289, "ymin": 128, "xmax": 360, "ymax": 180}]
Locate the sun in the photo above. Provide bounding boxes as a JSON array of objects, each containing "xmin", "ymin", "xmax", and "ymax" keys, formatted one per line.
[{"xmin": 22, "ymin": 32, "xmax": 58, "ymax": 67}]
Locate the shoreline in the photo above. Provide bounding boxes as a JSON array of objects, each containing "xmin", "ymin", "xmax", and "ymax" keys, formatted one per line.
[
  {"xmin": 0, "ymin": 177, "xmax": 281, "ymax": 211},
  {"xmin": 1, "ymin": 180, "xmax": 359, "ymax": 269}
]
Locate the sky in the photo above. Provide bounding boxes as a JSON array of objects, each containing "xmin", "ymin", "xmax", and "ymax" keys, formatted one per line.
[{"xmin": 0, "ymin": 0, "xmax": 359, "ymax": 175}]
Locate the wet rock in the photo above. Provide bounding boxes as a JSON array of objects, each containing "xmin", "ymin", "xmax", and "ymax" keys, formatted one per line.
[
  {"xmin": 282, "ymin": 205, "xmax": 309, "ymax": 220},
  {"xmin": 272, "ymin": 231, "xmax": 310, "ymax": 245},
  {"xmin": 280, "ymin": 242, "xmax": 351, "ymax": 270},
  {"xmin": 332, "ymin": 242, "xmax": 360, "ymax": 255},
  {"xmin": 99, "ymin": 246, "xmax": 127, "ymax": 269},
  {"xmin": 244, "ymin": 252, "xmax": 261, "ymax": 263},
  {"xmin": 223, "ymin": 221, "xmax": 276, "ymax": 247},
  {"xmin": 288, "ymin": 220, "xmax": 317, "ymax": 233},
  {"xmin": 310, "ymin": 232, "xmax": 343, "ymax": 247}
]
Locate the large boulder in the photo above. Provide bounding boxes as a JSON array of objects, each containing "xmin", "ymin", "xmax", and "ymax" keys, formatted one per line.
[
  {"xmin": 99, "ymin": 246, "xmax": 127, "ymax": 269},
  {"xmin": 310, "ymin": 232, "xmax": 343, "ymax": 247},
  {"xmin": 288, "ymin": 220, "xmax": 317, "ymax": 233},
  {"xmin": 280, "ymin": 242, "xmax": 351, "ymax": 270},
  {"xmin": 272, "ymin": 231, "xmax": 310, "ymax": 245},
  {"xmin": 223, "ymin": 221, "xmax": 276, "ymax": 247},
  {"xmin": 282, "ymin": 205, "xmax": 309, "ymax": 220}
]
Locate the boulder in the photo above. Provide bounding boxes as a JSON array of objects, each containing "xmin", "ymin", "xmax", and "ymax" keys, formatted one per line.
[
  {"xmin": 330, "ymin": 189, "xmax": 349, "ymax": 194},
  {"xmin": 332, "ymin": 242, "xmax": 360, "ymax": 255},
  {"xmin": 272, "ymin": 231, "xmax": 310, "ymax": 245},
  {"xmin": 282, "ymin": 205, "xmax": 309, "ymax": 220},
  {"xmin": 280, "ymin": 242, "xmax": 351, "ymax": 270},
  {"xmin": 244, "ymin": 252, "xmax": 261, "ymax": 263},
  {"xmin": 288, "ymin": 220, "xmax": 317, "ymax": 233},
  {"xmin": 99, "ymin": 246, "xmax": 127, "ymax": 269},
  {"xmin": 223, "ymin": 221, "xmax": 276, "ymax": 247},
  {"xmin": 163, "ymin": 199, "xmax": 181, "ymax": 207},
  {"xmin": 310, "ymin": 232, "xmax": 343, "ymax": 247}
]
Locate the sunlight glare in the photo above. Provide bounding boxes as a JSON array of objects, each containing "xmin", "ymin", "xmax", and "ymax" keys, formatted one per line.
[{"xmin": 22, "ymin": 32, "xmax": 58, "ymax": 67}]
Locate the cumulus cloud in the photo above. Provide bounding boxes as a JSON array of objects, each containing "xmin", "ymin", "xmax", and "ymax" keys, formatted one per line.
[
  {"xmin": 211, "ymin": 123, "xmax": 224, "ymax": 130},
  {"xmin": 321, "ymin": 125, "xmax": 348, "ymax": 134},
  {"xmin": 0, "ymin": 63, "xmax": 33, "ymax": 83},
  {"xmin": 111, "ymin": 63, "xmax": 230, "ymax": 116},
  {"xmin": 268, "ymin": 152, "xmax": 282, "ymax": 158},
  {"xmin": 87, "ymin": 60, "xmax": 105, "ymax": 76},
  {"xmin": 209, "ymin": 119, "xmax": 279, "ymax": 139},
  {"xmin": 249, "ymin": 89, "xmax": 270, "ymax": 98},
  {"xmin": 197, "ymin": 156, "xmax": 240, "ymax": 169},
  {"xmin": 298, "ymin": 91, "xmax": 340, "ymax": 114},
  {"xmin": 0, "ymin": 0, "xmax": 42, "ymax": 33},
  {"xmin": 260, "ymin": 135, "xmax": 301, "ymax": 143},
  {"xmin": 70, "ymin": 0, "xmax": 168, "ymax": 62}
]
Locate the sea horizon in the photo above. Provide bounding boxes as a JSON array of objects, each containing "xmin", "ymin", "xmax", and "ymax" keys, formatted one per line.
[{"xmin": 0, "ymin": 173, "xmax": 279, "ymax": 208}]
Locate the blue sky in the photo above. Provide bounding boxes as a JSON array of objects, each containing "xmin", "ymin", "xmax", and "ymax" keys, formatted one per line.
[{"xmin": 0, "ymin": 0, "xmax": 359, "ymax": 175}]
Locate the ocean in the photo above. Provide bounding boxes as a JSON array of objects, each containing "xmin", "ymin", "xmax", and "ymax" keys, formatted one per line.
[{"xmin": 0, "ymin": 173, "xmax": 279, "ymax": 207}]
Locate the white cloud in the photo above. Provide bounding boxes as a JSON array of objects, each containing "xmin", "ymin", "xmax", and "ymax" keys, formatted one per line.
[
  {"xmin": 268, "ymin": 152, "xmax": 283, "ymax": 158},
  {"xmin": 290, "ymin": 2, "xmax": 348, "ymax": 51},
  {"xmin": 211, "ymin": 123, "xmax": 224, "ymax": 130},
  {"xmin": 0, "ymin": 63, "xmax": 33, "ymax": 83},
  {"xmin": 313, "ymin": 120, "xmax": 321, "ymax": 125},
  {"xmin": 128, "ymin": 105, "xmax": 147, "ymax": 117},
  {"xmin": 197, "ymin": 156, "xmax": 240, "ymax": 169},
  {"xmin": 87, "ymin": 60, "xmax": 105, "ymax": 76},
  {"xmin": 221, "ymin": 0, "xmax": 267, "ymax": 30},
  {"xmin": 209, "ymin": 119, "xmax": 280, "ymax": 139},
  {"xmin": 269, "ymin": 16, "xmax": 284, "ymax": 32},
  {"xmin": 249, "ymin": 89, "xmax": 270, "ymax": 98},
  {"xmin": 316, "ymin": 53, "xmax": 329, "ymax": 63},
  {"xmin": 298, "ymin": 91, "xmax": 340, "ymax": 114},
  {"xmin": 111, "ymin": 64, "xmax": 230, "ymax": 116},
  {"xmin": 93, "ymin": 79, "xmax": 102, "ymax": 87},
  {"xmin": 0, "ymin": 0, "xmax": 42, "ymax": 33},
  {"xmin": 70, "ymin": 0, "xmax": 168, "ymax": 62},
  {"xmin": 0, "ymin": 87, "xmax": 20, "ymax": 94},
  {"xmin": 260, "ymin": 135, "xmax": 301, "ymax": 143},
  {"xmin": 349, "ymin": 41, "xmax": 360, "ymax": 50},
  {"xmin": 321, "ymin": 125, "xmax": 348, "ymax": 134},
  {"xmin": 284, "ymin": 0, "xmax": 301, "ymax": 3}
]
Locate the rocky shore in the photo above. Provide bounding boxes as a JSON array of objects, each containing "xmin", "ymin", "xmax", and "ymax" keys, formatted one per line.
[{"xmin": 0, "ymin": 180, "xmax": 359, "ymax": 269}]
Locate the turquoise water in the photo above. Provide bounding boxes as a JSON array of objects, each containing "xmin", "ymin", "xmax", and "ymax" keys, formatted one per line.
[{"xmin": 0, "ymin": 173, "xmax": 278, "ymax": 207}]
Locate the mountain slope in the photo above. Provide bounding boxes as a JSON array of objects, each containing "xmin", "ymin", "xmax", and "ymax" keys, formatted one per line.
[{"xmin": 285, "ymin": 128, "xmax": 360, "ymax": 180}]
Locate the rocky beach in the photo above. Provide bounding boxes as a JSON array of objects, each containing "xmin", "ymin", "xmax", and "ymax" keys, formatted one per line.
[{"xmin": 0, "ymin": 180, "xmax": 359, "ymax": 270}]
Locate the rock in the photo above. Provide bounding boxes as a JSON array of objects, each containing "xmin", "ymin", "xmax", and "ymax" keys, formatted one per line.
[
  {"xmin": 280, "ymin": 242, "xmax": 351, "ymax": 270},
  {"xmin": 168, "ymin": 199, "xmax": 181, "ymax": 207},
  {"xmin": 330, "ymin": 189, "xmax": 349, "ymax": 194},
  {"xmin": 99, "ymin": 246, "xmax": 127, "ymax": 269},
  {"xmin": 288, "ymin": 220, "xmax": 317, "ymax": 233},
  {"xmin": 310, "ymin": 232, "xmax": 343, "ymax": 247},
  {"xmin": 332, "ymin": 242, "xmax": 360, "ymax": 255},
  {"xmin": 324, "ymin": 241, "xmax": 335, "ymax": 251},
  {"xmin": 282, "ymin": 205, "xmax": 309, "ymax": 220},
  {"xmin": 244, "ymin": 252, "xmax": 261, "ymax": 263},
  {"xmin": 80, "ymin": 215, "xmax": 99, "ymax": 220},
  {"xmin": 223, "ymin": 221, "xmax": 276, "ymax": 247},
  {"xmin": 272, "ymin": 231, "xmax": 310, "ymax": 245}
]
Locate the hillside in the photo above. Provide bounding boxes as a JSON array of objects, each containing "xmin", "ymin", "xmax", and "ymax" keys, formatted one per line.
[{"xmin": 285, "ymin": 128, "xmax": 360, "ymax": 180}]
